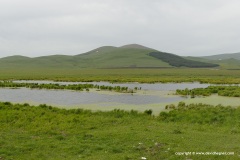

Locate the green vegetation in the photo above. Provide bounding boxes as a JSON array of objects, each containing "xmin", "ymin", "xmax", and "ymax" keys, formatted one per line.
[
  {"xmin": 149, "ymin": 52, "xmax": 219, "ymax": 68},
  {"xmin": 212, "ymin": 59, "xmax": 240, "ymax": 70},
  {"xmin": 0, "ymin": 81, "xmax": 136, "ymax": 93},
  {"xmin": 0, "ymin": 44, "xmax": 225, "ymax": 69},
  {"xmin": 163, "ymin": 102, "xmax": 240, "ymax": 125},
  {"xmin": 0, "ymin": 68, "xmax": 240, "ymax": 84},
  {"xmin": 0, "ymin": 102, "xmax": 239, "ymax": 159},
  {"xmin": 176, "ymin": 86, "xmax": 240, "ymax": 97},
  {"xmin": 186, "ymin": 53, "xmax": 240, "ymax": 69},
  {"xmin": 0, "ymin": 44, "xmax": 239, "ymax": 160},
  {"xmin": 185, "ymin": 56, "xmax": 240, "ymax": 70}
]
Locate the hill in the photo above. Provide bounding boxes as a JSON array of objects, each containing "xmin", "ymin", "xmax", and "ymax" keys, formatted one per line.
[
  {"xmin": 0, "ymin": 55, "xmax": 77, "ymax": 68},
  {"xmin": 185, "ymin": 56, "xmax": 240, "ymax": 69},
  {"xmin": 149, "ymin": 52, "xmax": 219, "ymax": 68},
  {"xmin": 0, "ymin": 44, "xmax": 219, "ymax": 69},
  {"xmin": 0, "ymin": 55, "xmax": 31, "ymax": 61},
  {"xmin": 75, "ymin": 45, "xmax": 171, "ymax": 68},
  {"xmin": 211, "ymin": 58, "xmax": 240, "ymax": 69},
  {"xmin": 120, "ymin": 44, "xmax": 155, "ymax": 50},
  {"xmin": 202, "ymin": 52, "xmax": 240, "ymax": 60}
]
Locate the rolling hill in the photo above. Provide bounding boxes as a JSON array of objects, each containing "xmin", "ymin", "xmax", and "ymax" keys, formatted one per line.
[
  {"xmin": 120, "ymin": 44, "xmax": 155, "ymax": 50},
  {"xmin": 185, "ymin": 53, "xmax": 240, "ymax": 69},
  {"xmin": 74, "ymin": 45, "xmax": 171, "ymax": 68},
  {"xmin": 149, "ymin": 52, "xmax": 219, "ymax": 68},
  {"xmin": 0, "ymin": 44, "xmax": 219, "ymax": 69},
  {"xmin": 202, "ymin": 52, "xmax": 240, "ymax": 60}
]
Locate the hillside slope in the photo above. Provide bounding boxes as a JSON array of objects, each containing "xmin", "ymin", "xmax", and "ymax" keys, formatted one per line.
[
  {"xmin": 211, "ymin": 58, "xmax": 240, "ymax": 69},
  {"xmin": 185, "ymin": 56, "xmax": 240, "ymax": 69},
  {"xmin": 0, "ymin": 44, "xmax": 220, "ymax": 69},
  {"xmin": 149, "ymin": 52, "xmax": 219, "ymax": 68},
  {"xmin": 202, "ymin": 52, "xmax": 240, "ymax": 60},
  {"xmin": 75, "ymin": 46, "xmax": 171, "ymax": 68}
]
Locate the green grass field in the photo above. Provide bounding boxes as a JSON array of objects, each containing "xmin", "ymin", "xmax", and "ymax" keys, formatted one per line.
[
  {"xmin": 0, "ymin": 102, "xmax": 239, "ymax": 160},
  {"xmin": 0, "ymin": 68, "xmax": 240, "ymax": 84}
]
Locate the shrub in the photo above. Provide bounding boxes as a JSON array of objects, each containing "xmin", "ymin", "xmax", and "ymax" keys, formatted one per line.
[{"xmin": 144, "ymin": 109, "xmax": 152, "ymax": 115}]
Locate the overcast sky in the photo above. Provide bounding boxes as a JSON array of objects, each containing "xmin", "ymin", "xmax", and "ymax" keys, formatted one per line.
[{"xmin": 1, "ymin": 0, "xmax": 240, "ymax": 58}]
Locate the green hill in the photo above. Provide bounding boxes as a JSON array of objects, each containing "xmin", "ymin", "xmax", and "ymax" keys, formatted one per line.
[
  {"xmin": 185, "ymin": 56, "xmax": 240, "ymax": 69},
  {"xmin": 1, "ymin": 55, "xmax": 31, "ymax": 61},
  {"xmin": 0, "ymin": 55, "xmax": 76, "ymax": 68},
  {"xmin": 120, "ymin": 44, "xmax": 155, "ymax": 50},
  {"xmin": 200, "ymin": 52, "xmax": 240, "ymax": 69},
  {"xmin": 202, "ymin": 52, "xmax": 240, "ymax": 60},
  {"xmin": 0, "ymin": 44, "xmax": 219, "ymax": 69},
  {"xmin": 75, "ymin": 46, "xmax": 171, "ymax": 68},
  {"xmin": 211, "ymin": 58, "xmax": 240, "ymax": 69},
  {"xmin": 149, "ymin": 52, "xmax": 219, "ymax": 68}
]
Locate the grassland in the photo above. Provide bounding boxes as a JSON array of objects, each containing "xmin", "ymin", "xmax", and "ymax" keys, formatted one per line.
[
  {"xmin": 0, "ymin": 102, "xmax": 239, "ymax": 160},
  {"xmin": 0, "ymin": 68, "xmax": 240, "ymax": 84}
]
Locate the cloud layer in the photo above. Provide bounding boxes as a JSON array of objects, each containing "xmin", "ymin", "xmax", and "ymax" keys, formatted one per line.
[{"xmin": 1, "ymin": 0, "xmax": 240, "ymax": 57}]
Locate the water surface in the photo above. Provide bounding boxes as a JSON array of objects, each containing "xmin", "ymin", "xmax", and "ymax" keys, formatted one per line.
[
  {"xmin": 0, "ymin": 81, "xmax": 211, "ymax": 109},
  {"xmin": 0, "ymin": 88, "xmax": 184, "ymax": 106}
]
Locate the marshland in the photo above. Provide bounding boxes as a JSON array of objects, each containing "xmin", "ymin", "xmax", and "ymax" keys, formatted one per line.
[{"xmin": 0, "ymin": 68, "xmax": 240, "ymax": 159}]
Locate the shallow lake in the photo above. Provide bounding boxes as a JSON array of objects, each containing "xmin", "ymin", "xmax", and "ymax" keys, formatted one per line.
[
  {"xmin": 1, "ymin": 81, "xmax": 238, "ymax": 114},
  {"xmin": 0, "ymin": 88, "xmax": 184, "ymax": 106},
  {"xmin": 0, "ymin": 81, "xmax": 210, "ymax": 106}
]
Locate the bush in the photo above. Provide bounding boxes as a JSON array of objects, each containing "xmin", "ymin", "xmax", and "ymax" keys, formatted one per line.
[
  {"xmin": 144, "ymin": 109, "xmax": 152, "ymax": 115},
  {"xmin": 159, "ymin": 103, "xmax": 240, "ymax": 125}
]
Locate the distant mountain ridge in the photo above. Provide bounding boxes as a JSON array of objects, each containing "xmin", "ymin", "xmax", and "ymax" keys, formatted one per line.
[
  {"xmin": 201, "ymin": 52, "xmax": 240, "ymax": 60},
  {"xmin": 0, "ymin": 44, "xmax": 221, "ymax": 69},
  {"xmin": 1, "ymin": 55, "xmax": 31, "ymax": 60}
]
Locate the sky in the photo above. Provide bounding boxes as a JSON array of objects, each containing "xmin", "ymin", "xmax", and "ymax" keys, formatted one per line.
[{"xmin": 1, "ymin": 0, "xmax": 240, "ymax": 58}]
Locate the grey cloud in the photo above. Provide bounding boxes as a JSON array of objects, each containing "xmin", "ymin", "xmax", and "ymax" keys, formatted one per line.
[{"xmin": 0, "ymin": 0, "xmax": 240, "ymax": 58}]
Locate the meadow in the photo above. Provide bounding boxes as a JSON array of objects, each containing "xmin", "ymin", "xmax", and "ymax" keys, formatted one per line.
[
  {"xmin": 0, "ymin": 102, "xmax": 239, "ymax": 160},
  {"xmin": 0, "ymin": 68, "xmax": 240, "ymax": 84}
]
